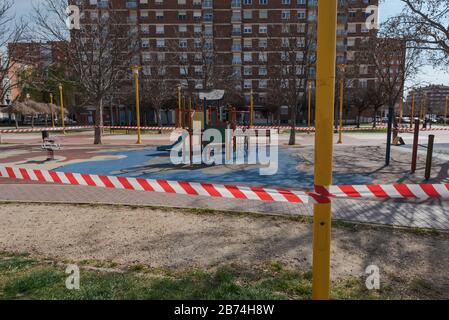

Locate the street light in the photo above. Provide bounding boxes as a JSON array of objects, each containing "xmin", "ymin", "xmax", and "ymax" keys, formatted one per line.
[
  {"xmin": 337, "ymin": 64, "xmax": 345, "ymax": 144},
  {"xmin": 131, "ymin": 65, "xmax": 142, "ymax": 145},
  {"xmin": 50, "ymin": 93, "xmax": 55, "ymax": 128},
  {"xmin": 250, "ymin": 89, "xmax": 254, "ymax": 128},
  {"xmin": 410, "ymin": 89, "xmax": 415, "ymax": 128},
  {"xmin": 58, "ymin": 83, "xmax": 65, "ymax": 134},
  {"xmin": 177, "ymin": 85, "xmax": 182, "ymax": 128},
  {"xmin": 445, "ymin": 96, "xmax": 448, "ymax": 125},
  {"xmin": 307, "ymin": 80, "xmax": 313, "ymax": 130}
]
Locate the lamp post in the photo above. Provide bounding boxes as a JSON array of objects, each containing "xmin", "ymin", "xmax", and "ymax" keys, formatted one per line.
[
  {"xmin": 313, "ymin": 0, "xmax": 337, "ymax": 300},
  {"xmin": 337, "ymin": 64, "xmax": 345, "ymax": 144},
  {"xmin": 58, "ymin": 84, "xmax": 65, "ymax": 134},
  {"xmin": 131, "ymin": 66, "xmax": 142, "ymax": 145},
  {"xmin": 307, "ymin": 80, "xmax": 312, "ymax": 130},
  {"xmin": 410, "ymin": 90, "xmax": 415, "ymax": 128},
  {"xmin": 177, "ymin": 85, "xmax": 182, "ymax": 128},
  {"xmin": 50, "ymin": 93, "xmax": 55, "ymax": 128},
  {"xmin": 250, "ymin": 89, "xmax": 254, "ymax": 128},
  {"xmin": 445, "ymin": 96, "xmax": 448, "ymax": 125}
]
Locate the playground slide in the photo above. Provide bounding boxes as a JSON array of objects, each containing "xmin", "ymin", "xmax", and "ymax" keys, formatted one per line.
[{"xmin": 157, "ymin": 135, "xmax": 183, "ymax": 152}]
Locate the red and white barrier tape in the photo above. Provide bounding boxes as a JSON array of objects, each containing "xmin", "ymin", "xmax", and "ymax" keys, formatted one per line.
[
  {"xmin": 1, "ymin": 165, "xmax": 448, "ymax": 204},
  {"xmin": 0, "ymin": 126, "xmax": 94, "ymax": 133},
  {"xmin": 318, "ymin": 184, "xmax": 449, "ymax": 200},
  {"xmin": 2, "ymin": 125, "xmax": 448, "ymax": 134},
  {"xmin": 104, "ymin": 126, "xmax": 176, "ymax": 131},
  {"xmin": 0, "ymin": 165, "xmax": 316, "ymax": 204}
]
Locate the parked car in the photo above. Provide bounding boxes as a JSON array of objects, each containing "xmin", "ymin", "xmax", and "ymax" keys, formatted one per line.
[{"xmin": 401, "ymin": 117, "xmax": 411, "ymax": 124}]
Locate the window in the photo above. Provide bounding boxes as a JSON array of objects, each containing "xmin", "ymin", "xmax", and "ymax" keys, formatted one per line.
[
  {"xmin": 244, "ymin": 66, "xmax": 252, "ymax": 75},
  {"xmin": 244, "ymin": 80, "xmax": 252, "ymax": 89},
  {"xmin": 156, "ymin": 39, "xmax": 165, "ymax": 48},
  {"xmin": 244, "ymin": 39, "xmax": 252, "ymax": 48},
  {"xmin": 156, "ymin": 25, "xmax": 164, "ymax": 34},
  {"xmin": 259, "ymin": 38, "xmax": 267, "ymax": 48},
  {"xmin": 259, "ymin": 52, "xmax": 267, "ymax": 62},
  {"xmin": 259, "ymin": 25, "xmax": 267, "ymax": 33},
  {"xmin": 179, "ymin": 24, "xmax": 187, "ymax": 32},
  {"xmin": 259, "ymin": 10, "xmax": 268, "ymax": 19},
  {"xmin": 179, "ymin": 39, "xmax": 188, "ymax": 48},
  {"xmin": 259, "ymin": 0, "xmax": 268, "ymax": 4},
  {"xmin": 243, "ymin": 10, "xmax": 252, "ymax": 19},
  {"xmin": 178, "ymin": 11, "xmax": 187, "ymax": 20},
  {"xmin": 259, "ymin": 67, "xmax": 267, "ymax": 76},
  {"xmin": 244, "ymin": 25, "xmax": 252, "ymax": 33},
  {"xmin": 244, "ymin": 52, "xmax": 252, "ymax": 62},
  {"xmin": 259, "ymin": 80, "xmax": 267, "ymax": 89},
  {"xmin": 282, "ymin": 10, "xmax": 290, "ymax": 20}
]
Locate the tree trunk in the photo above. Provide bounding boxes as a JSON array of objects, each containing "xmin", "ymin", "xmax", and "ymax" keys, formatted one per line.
[
  {"xmin": 288, "ymin": 106, "xmax": 296, "ymax": 145},
  {"xmin": 356, "ymin": 110, "xmax": 361, "ymax": 128},
  {"xmin": 31, "ymin": 115, "xmax": 34, "ymax": 128},
  {"xmin": 372, "ymin": 108, "xmax": 377, "ymax": 128},
  {"xmin": 156, "ymin": 108, "xmax": 162, "ymax": 134},
  {"xmin": 94, "ymin": 98, "xmax": 103, "ymax": 145},
  {"xmin": 14, "ymin": 114, "xmax": 18, "ymax": 129},
  {"xmin": 385, "ymin": 105, "xmax": 394, "ymax": 166}
]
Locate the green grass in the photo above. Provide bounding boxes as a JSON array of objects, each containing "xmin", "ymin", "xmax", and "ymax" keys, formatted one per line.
[{"xmin": 0, "ymin": 253, "xmax": 393, "ymax": 300}]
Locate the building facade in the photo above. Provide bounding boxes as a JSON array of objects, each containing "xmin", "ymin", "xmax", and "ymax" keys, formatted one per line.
[
  {"xmin": 405, "ymin": 85, "xmax": 449, "ymax": 117},
  {"xmin": 75, "ymin": 0, "xmax": 378, "ymax": 118}
]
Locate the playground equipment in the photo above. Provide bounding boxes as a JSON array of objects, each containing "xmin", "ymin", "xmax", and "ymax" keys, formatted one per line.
[
  {"xmin": 41, "ymin": 137, "xmax": 61, "ymax": 161},
  {"xmin": 158, "ymin": 89, "xmax": 257, "ymax": 166},
  {"xmin": 410, "ymin": 119, "xmax": 435, "ymax": 180}
]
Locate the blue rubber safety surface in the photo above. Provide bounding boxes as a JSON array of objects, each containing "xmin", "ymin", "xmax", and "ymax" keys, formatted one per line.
[{"xmin": 55, "ymin": 147, "xmax": 373, "ymax": 189}]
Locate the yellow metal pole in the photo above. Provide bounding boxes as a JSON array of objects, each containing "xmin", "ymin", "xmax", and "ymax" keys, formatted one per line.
[
  {"xmin": 445, "ymin": 96, "xmax": 448, "ymax": 125},
  {"xmin": 132, "ymin": 66, "xmax": 142, "ymax": 145},
  {"xmin": 50, "ymin": 93, "xmax": 55, "ymax": 128},
  {"xmin": 337, "ymin": 64, "xmax": 345, "ymax": 144},
  {"xmin": 250, "ymin": 89, "xmax": 254, "ymax": 128},
  {"xmin": 58, "ymin": 84, "xmax": 65, "ymax": 134},
  {"xmin": 308, "ymin": 81, "xmax": 312, "ymax": 130},
  {"xmin": 410, "ymin": 91, "xmax": 415, "ymax": 128},
  {"xmin": 177, "ymin": 86, "xmax": 182, "ymax": 128},
  {"xmin": 313, "ymin": 0, "xmax": 337, "ymax": 300}
]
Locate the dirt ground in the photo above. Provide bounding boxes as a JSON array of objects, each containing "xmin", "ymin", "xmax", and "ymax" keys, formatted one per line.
[{"xmin": 1, "ymin": 202, "xmax": 449, "ymax": 297}]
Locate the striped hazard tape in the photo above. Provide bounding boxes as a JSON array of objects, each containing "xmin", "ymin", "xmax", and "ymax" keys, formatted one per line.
[
  {"xmin": 104, "ymin": 126, "xmax": 176, "ymax": 131},
  {"xmin": 0, "ymin": 165, "xmax": 448, "ymax": 204},
  {"xmin": 2, "ymin": 125, "xmax": 448, "ymax": 134},
  {"xmin": 0, "ymin": 165, "xmax": 316, "ymax": 204},
  {"xmin": 0, "ymin": 126, "xmax": 94, "ymax": 133}
]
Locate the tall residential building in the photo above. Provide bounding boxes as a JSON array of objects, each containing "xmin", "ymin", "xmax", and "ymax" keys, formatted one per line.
[{"xmin": 406, "ymin": 85, "xmax": 449, "ymax": 116}]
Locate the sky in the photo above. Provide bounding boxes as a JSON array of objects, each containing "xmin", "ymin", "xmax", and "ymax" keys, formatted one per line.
[{"xmin": 8, "ymin": 0, "xmax": 449, "ymax": 87}]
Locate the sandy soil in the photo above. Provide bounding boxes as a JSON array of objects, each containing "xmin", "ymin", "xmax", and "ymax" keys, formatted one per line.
[{"xmin": 1, "ymin": 203, "xmax": 449, "ymax": 297}]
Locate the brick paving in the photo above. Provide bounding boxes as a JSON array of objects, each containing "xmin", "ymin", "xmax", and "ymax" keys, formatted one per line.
[{"xmin": 0, "ymin": 183, "xmax": 448, "ymax": 231}]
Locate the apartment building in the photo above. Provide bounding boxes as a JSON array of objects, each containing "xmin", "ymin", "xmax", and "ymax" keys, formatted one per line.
[
  {"xmin": 406, "ymin": 85, "xmax": 449, "ymax": 116},
  {"xmin": 64, "ymin": 0, "xmax": 380, "ymax": 125}
]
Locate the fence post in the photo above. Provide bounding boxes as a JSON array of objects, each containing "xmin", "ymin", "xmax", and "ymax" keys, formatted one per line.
[
  {"xmin": 411, "ymin": 119, "xmax": 420, "ymax": 173},
  {"xmin": 425, "ymin": 134, "xmax": 435, "ymax": 180}
]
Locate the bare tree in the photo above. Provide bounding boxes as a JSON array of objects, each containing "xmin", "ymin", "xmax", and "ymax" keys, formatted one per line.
[
  {"xmin": 270, "ymin": 21, "xmax": 316, "ymax": 145},
  {"xmin": 388, "ymin": 0, "xmax": 449, "ymax": 67},
  {"xmin": 140, "ymin": 55, "xmax": 173, "ymax": 129},
  {"xmin": 0, "ymin": 0, "xmax": 27, "ymax": 106},
  {"xmin": 33, "ymin": 0, "xmax": 132, "ymax": 144},
  {"xmin": 360, "ymin": 22, "xmax": 422, "ymax": 165}
]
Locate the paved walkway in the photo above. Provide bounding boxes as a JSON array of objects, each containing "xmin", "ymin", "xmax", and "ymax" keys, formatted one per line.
[{"xmin": 0, "ymin": 182, "xmax": 448, "ymax": 231}]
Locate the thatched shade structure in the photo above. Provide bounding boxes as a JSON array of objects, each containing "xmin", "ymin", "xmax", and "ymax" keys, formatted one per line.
[
  {"xmin": 2, "ymin": 101, "xmax": 34, "ymax": 115},
  {"xmin": 47, "ymin": 103, "xmax": 68, "ymax": 114}
]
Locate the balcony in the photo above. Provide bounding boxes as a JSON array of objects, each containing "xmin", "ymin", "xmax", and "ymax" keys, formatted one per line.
[{"xmin": 126, "ymin": 1, "xmax": 137, "ymax": 9}]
